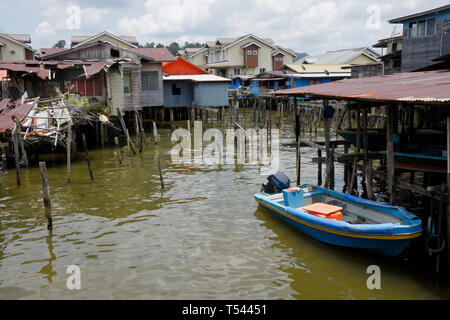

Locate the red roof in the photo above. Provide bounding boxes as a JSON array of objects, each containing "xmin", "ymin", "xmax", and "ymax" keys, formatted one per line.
[
  {"xmin": 163, "ymin": 56, "xmax": 209, "ymax": 75},
  {"xmin": 274, "ymin": 70, "xmax": 450, "ymax": 104},
  {"xmin": 129, "ymin": 48, "xmax": 176, "ymax": 62}
]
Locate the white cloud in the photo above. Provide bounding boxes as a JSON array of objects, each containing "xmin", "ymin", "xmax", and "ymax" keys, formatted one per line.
[{"xmin": 35, "ymin": 21, "xmax": 56, "ymax": 37}]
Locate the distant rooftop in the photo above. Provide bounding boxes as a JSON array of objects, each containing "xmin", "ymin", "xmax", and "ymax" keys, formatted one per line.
[
  {"xmin": 5, "ymin": 34, "xmax": 31, "ymax": 43},
  {"xmin": 296, "ymin": 47, "xmax": 380, "ymax": 65},
  {"xmin": 71, "ymin": 34, "xmax": 138, "ymax": 46}
]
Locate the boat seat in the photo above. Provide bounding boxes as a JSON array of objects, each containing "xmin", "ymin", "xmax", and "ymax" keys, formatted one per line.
[{"xmin": 302, "ymin": 203, "xmax": 343, "ymax": 221}]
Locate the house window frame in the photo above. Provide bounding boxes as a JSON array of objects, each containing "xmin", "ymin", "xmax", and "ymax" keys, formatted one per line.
[
  {"xmin": 142, "ymin": 71, "xmax": 159, "ymax": 91},
  {"xmin": 253, "ymin": 50, "xmax": 258, "ymax": 55},
  {"xmin": 408, "ymin": 17, "xmax": 437, "ymax": 39},
  {"xmin": 171, "ymin": 83, "xmax": 181, "ymax": 96},
  {"xmin": 248, "ymin": 50, "xmax": 252, "ymax": 55},
  {"xmin": 123, "ymin": 72, "xmax": 132, "ymax": 94},
  {"xmin": 234, "ymin": 68, "xmax": 240, "ymax": 75}
]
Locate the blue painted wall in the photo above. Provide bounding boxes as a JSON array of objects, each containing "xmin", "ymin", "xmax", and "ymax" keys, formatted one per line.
[
  {"xmin": 251, "ymin": 80, "xmax": 259, "ymax": 96},
  {"xmin": 194, "ymin": 82, "xmax": 229, "ymax": 106},
  {"xmin": 164, "ymin": 80, "xmax": 193, "ymax": 107}
]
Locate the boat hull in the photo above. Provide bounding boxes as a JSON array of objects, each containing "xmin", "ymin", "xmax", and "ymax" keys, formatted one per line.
[{"xmin": 255, "ymin": 186, "xmax": 422, "ymax": 257}]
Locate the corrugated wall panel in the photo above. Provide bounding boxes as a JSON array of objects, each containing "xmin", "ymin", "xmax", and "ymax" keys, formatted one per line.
[
  {"xmin": 194, "ymin": 82, "xmax": 229, "ymax": 106},
  {"xmin": 163, "ymin": 80, "xmax": 194, "ymax": 107}
]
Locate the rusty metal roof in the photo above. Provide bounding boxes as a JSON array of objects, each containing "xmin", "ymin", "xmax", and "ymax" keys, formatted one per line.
[
  {"xmin": 0, "ymin": 60, "xmax": 114, "ymax": 79},
  {"xmin": 129, "ymin": 48, "xmax": 176, "ymax": 62},
  {"xmin": 274, "ymin": 70, "xmax": 450, "ymax": 105},
  {"xmin": 0, "ymin": 98, "xmax": 39, "ymax": 133}
]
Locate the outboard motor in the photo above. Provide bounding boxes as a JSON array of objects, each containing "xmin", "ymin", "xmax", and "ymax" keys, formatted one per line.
[{"xmin": 262, "ymin": 172, "xmax": 291, "ymax": 194}]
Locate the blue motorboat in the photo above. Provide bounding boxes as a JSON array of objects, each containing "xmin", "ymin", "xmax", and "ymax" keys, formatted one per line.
[{"xmin": 255, "ymin": 185, "xmax": 422, "ymax": 257}]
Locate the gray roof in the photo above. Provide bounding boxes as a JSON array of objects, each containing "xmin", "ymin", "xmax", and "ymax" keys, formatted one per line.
[
  {"xmin": 71, "ymin": 35, "xmax": 138, "ymax": 45},
  {"xmin": 295, "ymin": 47, "xmax": 380, "ymax": 65},
  {"xmin": 6, "ymin": 34, "xmax": 31, "ymax": 43}
]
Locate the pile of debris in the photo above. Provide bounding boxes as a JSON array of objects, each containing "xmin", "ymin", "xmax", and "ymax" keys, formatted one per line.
[{"xmin": 0, "ymin": 95, "xmax": 113, "ymax": 149}]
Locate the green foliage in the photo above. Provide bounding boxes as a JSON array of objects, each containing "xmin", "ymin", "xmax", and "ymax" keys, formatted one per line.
[{"xmin": 52, "ymin": 40, "xmax": 66, "ymax": 48}]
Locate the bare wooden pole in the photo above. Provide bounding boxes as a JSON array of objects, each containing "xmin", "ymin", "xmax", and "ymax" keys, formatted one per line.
[
  {"xmin": 318, "ymin": 149, "xmax": 322, "ymax": 186},
  {"xmin": 81, "ymin": 133, "xmax": 94, "ymax": 180},
  {"xmin": 118, "ymin": 111, "xmax": 137, "ymax": 155},
  {"xmin": 158, "ymin": 157, "xmax": 164, "ymax": 190},
  {"xmin": 12, "ymin": 127, "xmax": 21, "ymax": 186},
  {"xmin": 387, "ymin": 105, "xmax": 395, "ymax": 204},
  {"xmin": 447, "ymin": 115, "xmax": 450, "ymax": 266},
  {"xmin": 66, "ymin": 122, "xmax": 72, "ymax": 183},
  {"xmin": 349, "ymin": 106, "xmax": 361, "ymax": 195},
  {"xmin": 363, "ymin": 107, "xmax": 374, "ymax": 200},
  {"xmin": 153, "ymin": 121, "xmax": 159, "ymax": 144},
  {"xmin": 39, "ymin": 161, "xmax": 52, "ymax": 230},
  {"xmin": 12, "ymin": 116, "xmax": 28, "ymax": 168},
  {"xmin": 114, "ymin": 136, "xmax": 122, "ymax": 165}
]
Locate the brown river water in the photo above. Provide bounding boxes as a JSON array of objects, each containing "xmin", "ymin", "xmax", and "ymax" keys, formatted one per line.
[{"xmin": 0, "ymin": 110, "xmax": 449, "ymax": 299}]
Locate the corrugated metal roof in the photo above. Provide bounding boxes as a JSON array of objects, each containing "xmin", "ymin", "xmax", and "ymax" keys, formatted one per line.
[
  {"xmin": 39, "ymin": 48, "xmax": 68, "ymax": 58},
  {"xmin": 6, "ymin": 34, "xmax": 31, "ymax": 43},
  {"xmin": 274, "ymin": 70, "xmax": 450, "ymax": 104},
  {"xmin": 0, "ymin": 98, "xmax": 38, "ymax": 133},
  {"xmin": 284, "ymin": 64, "xmax": 351, "ymax": 74},
  {"xmin": 163, "ymin": 74, "xmax": 231, "ymax": 82},
  {"xmin": 296, "ymin": 47, "xmax": 380, "ymax": 64},
  {"xmin": 389, "ymin": 4, "xmax": 450, "ymax": 23},
  {"xmin": 129, "ymin": 48, "xmax": 176, "ymax": 62}
]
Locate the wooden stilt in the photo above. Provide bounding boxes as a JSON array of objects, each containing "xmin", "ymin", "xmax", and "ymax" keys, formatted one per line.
[
  {"xmin": 39, "ymin": 161, "xmax": 52, "ymax": 230},
  {"xmin": 447, "ymin": 115, "xmax": 450, "ymax": 267},
  {"xmin": 158, "ymin": 157, "xmax": 164, "ymax": 190},
  {"xmin": 363, "ymin": 107, "xmax": 374, "ymax": 200},
  {"xmin": 81, "ymin": 133, "xmax": 94, "ymax": 180},
  {"xmin": 318, "ymin": 149, "xmax": 322, "ymax": 186},
  {"xmin": 66, "ymin": 122, "xmax": 72, "ymax": 183},
  {"xmin": 387, "ymin": 105, "xmax": 395, "ymax": 204},
  {"xmin": 114, "ymin": 137, "xmax": 122, "ymax": 165},
  {"xmin": 12, "ymin": 116, "xmax": 28, "ymax": 168},
  {"xmin": 118, "ymin": 112, "xmax": 137, "ymax": 155},
  {"xmin": 12, "ymin": 126, "xmax": 21, "ymax": 186}
]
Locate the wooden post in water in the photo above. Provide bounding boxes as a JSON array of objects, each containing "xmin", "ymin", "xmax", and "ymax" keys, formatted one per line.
[
  {"xmin": 66, "ymin": 122, "xmax": 72, "ymax": 183},
  {"xmin": 323, "ymin": 102, "xmax": 334, "ymax": 190},
  {"xmin": 114, "ymin": 136, "xmax": 122, "ymax": 165},
  {"xmin": 158, "ymin": 157, "xmax": 164, "ymax": 190},
  {"xmin": 362, "ymin": 107, "xmax": 374, "ymax": 200},
  {"xmin": 12, "ymin": 116, "xmax": 28, "ymax": 168},
  {"xmin": 317, "ymin": 149, "xmax": 322, "ymax": 186},
  {"xmin": 386, "ymin": 105, "xmax": 395, "ymax": 204},
  {"xmin": 81, "ymin": 133, "xmax": 94, "ymax": 180},
  {"xmin": 349, "ymin": 106, "xmax": 361, "ymax": 195},
  {"xmin": 12, "ymin": 125, "xmax": 21, "ymax": 186},
  {"xmin": 39, "ymin": 161, "xmax": 52, "ymax": 230},
  {"xmin": 296, "ymin": 111, "xmax": 301, "ymax": 186},
  {"xmin": 446, "ymin": 115, "xmax": 450, "ymax": 267},
  {"xmin": 118, "ymin": 112, "xmax": 137, "ymax": 155}
]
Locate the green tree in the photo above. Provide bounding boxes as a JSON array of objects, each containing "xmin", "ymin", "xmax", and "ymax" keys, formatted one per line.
[{"xmin": 52, "ymin": 40, "xmax": 66, "ymax": 48}]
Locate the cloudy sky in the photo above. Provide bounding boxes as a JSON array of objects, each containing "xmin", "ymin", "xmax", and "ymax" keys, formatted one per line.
[{"xmin": 1, "ymin": 0, "xmax": 448, "ymax": 54}]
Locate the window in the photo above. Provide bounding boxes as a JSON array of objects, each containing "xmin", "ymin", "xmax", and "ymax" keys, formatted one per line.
[
  {"xmin": 123, "ymin": 72, "xmax": 131, "ymax": 93},
  {"xmin": 172, "ymin": 83, "xmax": 181, "ymax": 95},
  {"xmin": 427, "ymin": 18, "xmax": 436, "ymax": 36},
  {"xmin": 253, "ymin": 50, "xmax": 258, "ymax": 55},
  {"xmin": 222, "ymin": 50, "xmax": 225, "ymax": 60},
  {"xmin": 210, "ymin": 53, "xmax": 213, "ymax": 62},
  {"xmin": 418, "ymin": 20, "xmax": 426, "ymax": 37},
  {"xmin": 110, "ymin": 49, "xmax": 120, "ymax": 58},
  {"xmin": 234, "ymin": 68, "xmax": 240, "ymax": 75},
  {"xmin": 248, "ymin": 50, "xmax": 252, "ymax": 55},
  {"xmin": 141, "ymin": 71, "xmax": 159, "ymax": 91},
  {"xmin": 409, "ymin": 22, "xmax": 418, "ymax": 38},
  {"xmin": 259, "ymin": 68, "xmax": 266, "ymax": 74},
  {"xmin": 392, "ymin": 42, "xmax": 398, "ymax": 52}
]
